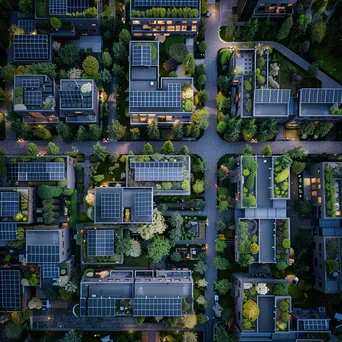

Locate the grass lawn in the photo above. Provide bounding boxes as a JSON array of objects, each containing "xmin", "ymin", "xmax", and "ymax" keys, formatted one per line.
[
  {"xmin": 316, "ymin": 44, "xmax": 342, "ymax": 84},
  {"xmin": 160, "ymin": 35, "xmax": 185, "ymax": 54},
  {"xmin": 123, "ymin": 251, "xmax": 150, "ymax": 267}
]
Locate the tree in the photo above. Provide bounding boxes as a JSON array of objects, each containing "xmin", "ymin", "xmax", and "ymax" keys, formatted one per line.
[
  {"xmin": 0, "ymin": 64, "xmax": 16, "ymax": 82},
  {"xmin": 288, "ymin": 146, "xmax": 307, "ymax": 160},
  {"xmin": 142, "ymin": 143, "xmax": 153, "ymax": 155},
  {"xmin": 294, "ymin": 199, "xmax": 312, "ymax": 215},
  {"xmin": 243, "ymin": 300, "xmax": 260, "ymax": 321},
  {"xmin": 197, "ymin": 90, "xmax": 208, "ymax": 104},
  {"xmin": 46, "ymin": 142, "xmax": 59, "ymax": 155},
  {"xmin": 314, "ymin": 121, "xmax": 333, "ymax": 138},
  {"xmin": 147, "ymin": 236, "xmax": 171, "ymax": 263},
  {"xmin": 192, "ymin": 108, "xmax": 209, "ymax": 130},
  {"xmin": 224, "ymin": 118, "xmax": 241, "ymax": 142},
  {"xmin": 173, "ymin": 121, "xmax": 183, "ymax": 140},
  {"xmin": 184, "ymin": 331, "xmax": 198, "ymax": 342},
  {"xmin": 28, "ymin": 297, "xmax": 43, "ymax": 310},
  {"xmin": 198, "ymin": 40, "xmax": 208, "ymax": 53},
  {"xmin": 242, "ymin": 119, "xmax": 256, "ymax": 141},
  {"xmin": 197, "ymin": 74, "xmax": 206, "ymax": 86},
  {"xmin": 198, "ymin": 278, "xmax": 208, "ymax": 288},
  {"xmin": 215, "ymin": 279, "xmax": 232, "ymax": 295},
  {"xmin": 5, "ymin": 322, "xmax": 24, "ymax": 340},
  {"xmin": 59, "ymin": 330, "xmax": 82, "ymax": 342},
  {"xmin": 214, "ymin": 324, "xmax": 238, "ymax": 342},
  {"xmin": 293, "ymin": 14, "xmax": 311, "ymax": 38},
  {"xmin": 290, "ymin": 161, "xmax": 305, "ymax": 174},
  {"xmin": 115, "ymin": 233, "xmax": 131, "ymax": 254},
  {"xmin": 112, "ymin": 41, "xmax": 128, "ymax": 62},
  {"xmin": 19, "ymin": 0, "xmax": 34, "ymax": 13},
  {"xmin": 32, "ymin": 125, "xmax": 52, "ymax": 140},
  {"xmin": 243, "ymin": 144, "xmax": 252, "ymax": 155},
  {"xmin": 59, "ymin": 44, "xmax": 80, "ymax": 68},
  {"xmin": 161, "ymin": 140, "xmax": 175, "ymax": 154},
  {"xmin": 261, "ymin": 145, "xmax": 272, "ymax": 156},
  {"xmin": 139, "ymin": 209, "xmax": 167, "ymax": 240},
  {"xmin": 194, "ymin": 260, "xmax": 207, "ymax": 274},
  {"xmin": 217, "ymin": 75, "xmax": 231, "ymax": 93},
  {"xmin": 300, "ymin": 121, "xmax": 315, "ymax": 138},
  {"xmin": 102, "ymin": 51, "xmax": 112, "ymax": 68},
  {"xmin": 192, "ymin": 179, "xmax": 205, "ymax": 194},
  {"xmin": 93, "ymin": 142, "xmax": 109, "ymax": 162},
  {"xmin": 88, "ymin": 124, "xmax": 102, "ymax": 140},
  {"xmin": 82, "ymin": 56, "xmax": 99, "ymax": 76},
  {"xmin": 326, "ymin": 259, "xmax": 340, "ymax": 273},
  {"xmin": 112, "ymin": 63, "xmax": 124, "ymax": 79},
  {"xmin": 169, "ymin": 212, "xmax": 184, "ymax": 229},
  {"xmin": 100, "ymin": 68, "xmax": 111, "ymax": 83},
  {"xmin": 180, "ymin": 145, "xmax": 189, "ymax": 155},
  {"xmin": 170, "ymin": 251, "xmax": 182, "ymax": 262},
  {"xmin": 130, "ymin": 127, "xmax": 140, "ymax": 140},
  {"xmin": 37, "ymin": 185, "xmax": 62, "ymax": 199},
  {"xmin": 107, "ymin": 120, "xmax": 126, "ymax": 140},
  {"xmin": 119, "ymin": 28, "xmax": 131, "ymax": 45},
  {"xmin": 50, "ymin": 17, "xmax": 62, "ymax": 30},
  {"xmin": 147, "ymin": 120, "xmax": 160, "ymax": 139},
  {"xmin": 57, "ymin": 122, "xmax": 74, "ymax": 142},
  {"xmin": 76, "ymin": 126, "xmax": 88, "ymax": 140},
  {"xmin": 215, "ymin": 217, "xmax": 227, "ymax": 232},
  {"xmin": 125, "ymin": 239, "xmax": 142, "ymax": 257},
  {"xmin": 169, "ymin": 43, "xmax": 189, "ymax": 63},
  {"xmin": 201, "ymin": 0, "xmax": 208, "ymax": 14},
  {"xmin": 26, "ymin": 143, "xmax": 39, "ymax": 155},
  {"xmin": 214, "ymin": 256, "xmax": 230, "ymax": 270},
  {"xmin": 31, "ymin": 63, "xmax": 57, "ymax": 79},
  {"xmin": 241, "ymin": 19, "xmax": 259, "ymax": 41},
  {"xmin": 277, "ymin": 15, "xmax": 293, "ymax": 40},
  {"xmin": 163, "ymin": 58, "xmax": 178, "ymax": 72},
  {"xmin": 182, "ymin": 54, "xmax": 196, "ymax": 76},
  {"xmin": 183, "ymin": 315, "xmax": 197, "ymax": 329},
  {"xmin": 311, "ymin": 19, "xmax": 326, "ymax": 44},
  {"xmin": 260, "ymin": 16, "xmax": 272, "ymax": 39}
]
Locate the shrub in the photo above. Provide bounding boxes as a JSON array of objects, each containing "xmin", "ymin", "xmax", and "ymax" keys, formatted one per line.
[
  {"xmin": 243, "ymin": 300, "xmax": 260, "ymax": 322},
  {"xmin": 242, "ymin": 320, "xmax": 252, "ymax": 329},
  {"xmin": 198, "ymin": 40, "xmax": 208, "ymax": 53},
  {"xmin": 275, "ymin": 168, "xmax": 289, "ymax": 184},
  {"xmin": 216, "ymin": 121, "xmax": 227, "ymax": 134},
  {"xmin": 249, "ymin": 243, "xmax": 259, "ymax": 254},
  {"xmin": 276, "ymin": 261, "xmax": 288, "ymax": 271},
  {"xmin": 282, "ymin": 238, "xmax": 290, "ymax": 249},
  {"xmin": 326, "ymin": 259, "xmax": 340, "ymax": 273},
  {"xmin": 279, "ymin": 300, "xmax": 289, "ymax": 311},
  {"xmin": 50, "ymin": 17, "xmax": 62, "ymax": 30},
  {"xmin": 169, "ymin": 43, "xmax": 189, "ymax": 63},
  {"xmin": 244, "ymin": 80, "xmax": 252, "ymax": 91},
  {"xmin": 243, "ymin": 169, "xmax": 250, "ymax": 176},
  {"xmin": 245, "ymin": 174, "xmax": 255, "ymax": 190},
  {"xmin": 274, "ymin": 283, "xmax": 288, "ymax": 296},
  {"xmin": 281, "ymin": 312, "xmax": 290, "ymax": 322},
  {"xmin": 256, "ymin": 57, "xmax": 265, "ymax": 67}
]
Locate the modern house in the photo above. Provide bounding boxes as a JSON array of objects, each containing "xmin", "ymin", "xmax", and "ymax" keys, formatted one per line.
[
  {"xmin": 126, "ymin": 154, "xmax": 191, "ymax": 196},
  {"xmin": 13, "ymin": 34, "xmax": 51, "ymax": 64},
  {"xmin": 7, "ymin": 156, "xmax": 76, "ymax": 189},
  {"xmin": 233, "ymin": 273, "xmax": 331, "ymax": 341},
  {"xmin": 26, "ymin": 228, "xmax": 72, "ymax": 283},
  {"xmin": 130, "ymin": 0, "xmax": 200, "ymax": 37},
  {"xmin": 231, "ymin": 156, "xmax": 290, "ymax": 266},
  {"xmin": 94, "ymin": 187, "xmax": 154, "ymax": 224},
  {"xmin": 235, "ymin": 0, "xmax": 296, "ymax": 22},
  {"xmin": 128, "ymin": 41, "xmax": 194, "ymax": 126},
  {"xmin": 0, "ymin": 269, "xmax": 22, "ymax": 312},
  {"xmin": 80, "ymin": 270, "xmax": 193, "ymax": 317},
  {"xmin": 13, "ymin": 75, "xmax": 58, "ymax": 124},
  {"xmin": 59, "ymin": 80, "xmax": 99, "ymax": 124}
]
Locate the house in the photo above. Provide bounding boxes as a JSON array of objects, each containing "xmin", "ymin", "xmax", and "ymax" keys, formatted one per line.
[
  {"xmin": 80, "ymin": 270, "xmax": 193, "ymax": 317},
  {"xmin": 13, "ymin": 75, "xmax": 58, "ymax": 124},
  {"xmin": 233, "ymin": 273, "xmax": 331, "ymax": 341},
  {"xmin": 13, "ymin": 34, "xmax": 51, "ymax": 64},
  {"xmin": 94, "ymin": 187, "xmax": 154, "ymax": 224},
  {"xmin": 231, "ymin": 156, "xmax": 290, "ymax": 266},
  {"xmin": 235, "ymin": 0, "xmax": 296, "ymax": 22},
  {"xmin": 130, "ymin": 0, "xmax": 200, "ymax": 37},
  {"xmin": 126, "ymin": 154, "xmax": 191, "ymax": 196},
  {"xmin": 128, "ymin": 41, "xmax": 194, "ymax": 126},
  {"xmin": 59, "ymin": 80, "xmax": 99, "ymax": 124},
  {"xmin": 0, "ymin": 269, "xmax": 22, "ymax": 312},
  {"xmin": 26, "ymin": 228, "xmax": 72, "ymax": 283}
]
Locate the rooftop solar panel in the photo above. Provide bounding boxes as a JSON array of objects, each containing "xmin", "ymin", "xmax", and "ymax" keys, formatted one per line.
[
  {"xmin": 60, "ymin": 89, "xmax": 92, "ymax": 108},
  {"xmin": 26, "ymin": 245, "xmax": 59, "ymax": 263},
  {"xmin": 303, "ymin": 319, "xmax": 329, "ymax": 331},
  {"xmin": 100, "ymin": 193, "xmax": 122, "ymax": 219},
  {"xmin": 0, "ymin": 270, "xmax": 21, "ymax": 310},
  {"xmin": 49, "ymin": 0, "xmax": 68, "ymax": 15},
  {"xmin": 88, "ymin": 298, "xmax": 115, "ymax": 316},
  {"xmin": 14, "ymin": 35, "xmax": 49, "ymax": 61},
  {"xmin": 22, "ymin": 79, "xmax": 40, "ymax": 88},
  {"xmin": 0, "ymin": 192, "xmax": 20, "ymax": 217},
  {"xmin": 301, "ymin": 88, "xmax": 342, "ymax": 104},
  {"xmin": 8, "ymin": 162, "xmax": 65, "ymax": 181},
  {"xmin": 42, "ymin": 263, "xmax": 60, "ymax": 279},
  {"xmin": 133, "ymin": 298, "xmax": 182, "ymax": 317},
  {"xmin": 134, "ymin": 0, "xmax": 198, "ymax": 8},
  {"xmin": 17, "ymin": 20, "xmax": 36, "ymax": 33},
  {"xmin": 130, "ymin": 84, "xmax": 181, "ymax": 109},
  {"xmin": 254, "ymin": 89, "xmax": 290, "ymax": 104},
  {"xmin": 24, "ymin": 91, "xmax": 42, "ymax": 106},
  {"xmin": 88, "ymin": 230, "xmax": 114, "ymax": 256},
  {"xmin": 132, "ymin": 45, "xmax": 151, "ymax": 66},
  {"xmin": 131, "ymin": 162, "xmax": 183, "ymax": 181},
  {"xmin": 134, "ymin": 192, "xmax": 152, "ymax": 217},
  {"xmin": 0, "ymin": 223, "xmax": 18, "ymax": 241},
  {"xmin": 68, "ymin": 0, "xmax": 90, "ymax": 13}
]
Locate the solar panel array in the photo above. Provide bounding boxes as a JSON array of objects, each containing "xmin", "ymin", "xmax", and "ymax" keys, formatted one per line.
[
  {"xmin": 68, "ymin": 0, "xmax": 89, "ymax": 13},
  {"xmin": 301, "ymin": 88, "xmax": 342, "ymax": 104},
  {"xmin": 101, "ymin": 193, "xmax": 122, "ymax": 219},
  {"xmin": 133, "ymin": 298, "xmax": 182, "ymax": 316},
  {"xmin": 8, "ymin": 162, "xmax": 65, "ymax": 181},
  {"xmin": 60, "ymin": 89, "xmax": 92, "ymax": 108},
  {"xmin": 88, "ymin": 230, "xmax": 114, "ymax": 256},
  {"xmin": 22, "ymin": 79, "xmax": 40, "ymax": 88},
  {"xmin": 134, "ymin": 0, "xmax": 198, "ymax": 7},
  {"xmin": 88, "ymin": 298, "xmax": 115, "ymax": 316},
  {"xmin": 130, "ymin": 84, "xmax": 181, "ymax": 109},
  {"xmin": 0, "ymin": 223, "xmax": 18, "ymax": 241},
  {"xmin": 42, "ymin": 263, "xmax": 60, "ymax": 279},
  {"xmin": 131, "ymin": 162, "xmax": 183, "ymax": 181},
  {"xmin": 14, "ymin": 35, "xmax": 49, "ymax": 61},
  {"xmin": 134, "ymin": 192, "xmax": 152, "ymax": 217},
  {"xmin": 132, "ymin": 45, "xmax": 151, "ymax": 66},
  {"xmin": 24, "ymin": 91, "xmax": 42, "ymax": 106},
  {"xmin": 17, "ymin": 20, "xmax": 36, "ymax": 33},
  {"xmin": 0, "ymin": 270, "xmax": 21, "ymax": 310},
  {"xmin": 254, "ymin": 89, "xmax": 290, "ymax": 104},
  {"xmin": 0, "ymin": 192, "xmax": 20, "ymax": 217},
  {"xmin": 27, "ymin": 245, "xmax": 59, "ymax": 263},
  {"xmin": 303, "ymin": 320, "xmax": 329, "ymax": 331}
]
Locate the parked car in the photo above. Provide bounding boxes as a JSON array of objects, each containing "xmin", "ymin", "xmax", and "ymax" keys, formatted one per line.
[{"xmin": 205, "ymin": 11, "xmax": 211, "ymax": 17}]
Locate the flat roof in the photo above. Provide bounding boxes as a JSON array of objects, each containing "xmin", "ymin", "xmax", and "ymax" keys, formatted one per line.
[
  {"xmin": 258, "ymin": 296, "xmax": 275, "ymax": 332},
  {"xmin": 0, "ymin": 270, "xmax": 21, "ymax": 311},
  {"xmin": 94, "ymin": 187, "xmax": 153, "ymax": 224},
  {"xmin": 49, "ymin": 0, "xmax": 90, "ymax": 16},
  {"xmin": 60, "ymin": 79, "xmax": 94, "ymax": 109},
  {"xmin": 132, "ymin": 0, "xmax": 199, "ymax": 9},
  {"xmin": 0, "ymin": 192, "xmax": 19, "ymax": 217},
  {"xmin": 253, "ymin": 89, "xmax": 290, "ymax": 117},
  {"xmin": 14, "ymin": 35, "xmax": 49, "ymax": 61}
]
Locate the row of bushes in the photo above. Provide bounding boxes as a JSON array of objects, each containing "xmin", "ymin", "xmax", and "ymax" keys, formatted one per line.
[
  {"xmin": 242, "ymin": 156, "xmax": 258, "ymax": 207},
  {"xmin": 324, "ymin": 165, "xmax": 337, "ymax": 217},
  {"xmin": 273, "ymin": 155, "xmax": 292, "ymax": 198},
  {"xmin": 237, "ymin": 221, "xmax": 256, "ymax": 267},
  {"xmin": 131, "ymin": 7, "xmax": 199, "ymax": 18}
]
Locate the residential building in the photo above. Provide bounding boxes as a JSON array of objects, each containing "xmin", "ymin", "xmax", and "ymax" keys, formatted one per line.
[
  {"xmin": 26, "ymin": 228, "xmax": 72, "ymax": 283},
  {"xmin": 130, "ymin": 0, "xmax": 200, "ymax": 37},
  {"xmin": 59, "ymin": 79, "xmax": 99, "ymax": 124},
  {"xmin": 13, "ymin": 34, "xmax": 51, "ymax": 63},
  {"xmin": 7, "ymin": 156, "xmax": 76, "ymax": 189},
  {"xmin": 0, "ymin": 269, "xmax": 21, "ymax": 312},
  {"xmin": 233, "ymin": 273, "xmax": 331, "ymax": 341},
  {"xmin": 13, "ymin": 75, "xmax": 58, "ymax": 124},
  {"xmin": 94, "ymin": 187, "xmax": 154, "ymax": 224},
  {"xmin": 80, "ymin": 270, "xmax": 193, "ymax": 317},
  {"xmin": 235, "ymin": 0, "xmax": 296, "ymax": 22},
  {"xmin": 128, "ymin": 41, "xmax": 194, "ymax": 126},
  {"xmin": 126, "ymin": 154, "xmax": 191, "ymax": 195},
  {"xmin": 231, "ymin": 156, "xmax": 290, "ymax": 265}
]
